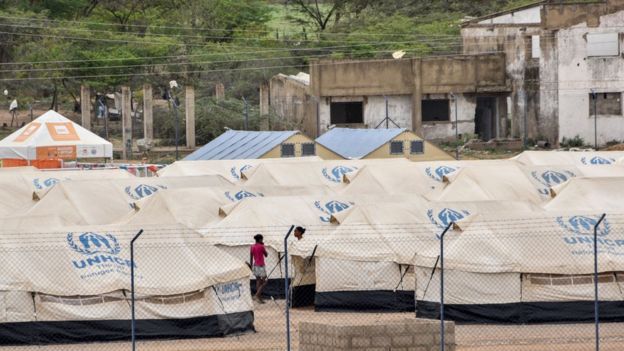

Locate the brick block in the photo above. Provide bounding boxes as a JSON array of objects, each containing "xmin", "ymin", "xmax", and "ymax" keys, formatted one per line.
[
  {"xmin": 351, "ymin": 337, "xmax": 371, "ymax": 347},
  {"xmin": 333, "ymin": 336, "xmax": 350, "ymax": 348},
  {"xmin": 392, "ymin": 335, "xmax": 414, "ymax": 347},
  {"xmin": 385, "ymin": 323, "xmax": 407, "ymax": 335},
  {"xmin": 413, "ymin": 332, "xmax": 435, "ymax": 346},
  {"xmin": 371, "ymin": 336, "xmax": 391, "ymax": 347}
]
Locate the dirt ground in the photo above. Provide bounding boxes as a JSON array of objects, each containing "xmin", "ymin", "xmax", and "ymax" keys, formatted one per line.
[{"xmin": 4, "ymin": 300, "xmax": 623, "ymax": 351}]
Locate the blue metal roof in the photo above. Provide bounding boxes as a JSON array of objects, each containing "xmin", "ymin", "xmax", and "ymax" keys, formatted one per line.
[
  {"xmin": 185, "ymin": 130, "xmax": 299, "ymax": 160},
  {"xmin": 316, "ymin": 128, "xmax": 406, "ymax": 159}
]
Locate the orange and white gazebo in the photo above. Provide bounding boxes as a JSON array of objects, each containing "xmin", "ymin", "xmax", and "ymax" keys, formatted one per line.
[{"xmin": 0, "ymin": 110, "xmax": 112, "ymax": 168}]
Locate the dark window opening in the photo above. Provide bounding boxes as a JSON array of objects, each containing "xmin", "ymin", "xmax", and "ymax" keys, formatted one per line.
[
  {"xmin": 390, "ymin": 141, "xmax": 404, "ymax": 155},
  {"xmin": 330, "ymin": 102, "xmax": 363, "ymax": 124},
  {"xmin": 410, "ymin": 141, "xmax": 424, "ymax": 154},
  {"xmin": 281, "ymin": 144, "xmax": 295, "ymax": 157},
  {"xmin": 301, "ymin": 143, "xmax": 316, "ymax": 156},
  {"xmin": 589, "ymin": 92, "xmax": 622, "ymax": 116},
  {"xmin": 422, "ymin": 99, "xmax": 450, "ymax": 122}
]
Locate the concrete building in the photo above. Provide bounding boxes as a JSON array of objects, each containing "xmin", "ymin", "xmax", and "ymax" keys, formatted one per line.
[
  {"xmin": 269, "ymin": 54, "xmax": 510, "ymax": 141},
  {"xmin": 462, "ymin": 0, "xmax": 624, "ymax": 146},
  {"xmin": 315, "ymin": 128, "xmax": 453, "ymax": 161}
]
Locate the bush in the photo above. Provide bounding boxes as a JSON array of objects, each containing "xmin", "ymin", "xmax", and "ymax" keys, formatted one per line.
[{"xmin": 560, "ymin": 135, "xmax": 586, "ymax": 148}]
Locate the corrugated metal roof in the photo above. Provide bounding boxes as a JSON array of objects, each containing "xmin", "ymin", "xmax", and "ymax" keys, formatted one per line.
[
  {"xmin": 184, "ymin": 130, "xmax": 298, "ymax": 160},
  {"xmin": 315, "ymin": 128, "xmax": 406, "ymax": 159}
]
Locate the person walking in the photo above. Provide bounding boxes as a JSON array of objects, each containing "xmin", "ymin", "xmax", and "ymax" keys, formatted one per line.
[{"xmin": 250, "ymin": 234, "xmax": 268, "ymax": 303}]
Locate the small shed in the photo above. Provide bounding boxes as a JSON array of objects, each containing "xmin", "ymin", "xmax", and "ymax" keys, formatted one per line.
[
  {"xmin": 184, "ymin": 130, "xmax": 339, "ymax": 160},
  {"xmin": 315, "ymin": 128, "xmax": 452, "ymax": 161}
]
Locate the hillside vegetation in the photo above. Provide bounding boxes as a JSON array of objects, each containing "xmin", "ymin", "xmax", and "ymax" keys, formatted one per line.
[{"xmin": 0, "ymin": 0, "xmax": 535, "ymax": 144}]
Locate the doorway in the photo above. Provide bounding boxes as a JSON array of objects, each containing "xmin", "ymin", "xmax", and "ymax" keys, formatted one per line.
[{"xmin": 475, "ymin": 97, "xmax": 497, "ymax": 141}]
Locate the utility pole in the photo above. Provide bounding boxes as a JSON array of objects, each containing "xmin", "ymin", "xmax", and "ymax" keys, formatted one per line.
[
  {"xmin": 243, "ymin": 97, "xmax": 249, "ymax": 130},
  {"xmin": 168, "ymin": 80, "xmax": 180, "ymax": 160},
  {"xmin": 591, "ymin": 89, "xmax": 598, "ymax": 149},
  {"xmin": 450, "ymin": 93, "xmax": 459, "ymax": 160}
]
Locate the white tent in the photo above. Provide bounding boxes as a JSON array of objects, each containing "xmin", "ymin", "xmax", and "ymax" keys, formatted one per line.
[
  {"xmin": 512, "ymin": 151, "xmax": 624, "ymax": 166},
  {"xmin": 290, "ymin": 199, "xmax": 542, "ymax": 312},
  {"xmin": 0, "ymin": 169, "xmax": 132, "ymax": 217},
  {"xmin": 241, "ymin": 159, "xmax": 408, "ymax": 188},
  {"xmin": 413, "ymin": 212, "xmax": 624, "ymax": 323},
  {"xmin": 0, "ymin": 110, "xmax": 113, "ymax": 161},
  {"xmin": 429, "ymin": 163, "xmax": 545, "ymax": 203},
  {"xmin": 0, "ymin": 218, "xmax": 253, "ymax": 345},
  {"xmin": 545, "ymin": 177, "xmax": 624, "ymax": 212},
  {"xmin": 341, "ymin": 159, "xmax": 505, "ymax": 197},
  {"xmin": 158, "ymin": 157, "xmax": 323, "ymax": 182},
  {"xmin": 201, "ymin": 195, "xmax": 349, "ymax": 302},
  {"xmin": 25, "ymin": 175, "xmax": 232, "ymax": 225}
]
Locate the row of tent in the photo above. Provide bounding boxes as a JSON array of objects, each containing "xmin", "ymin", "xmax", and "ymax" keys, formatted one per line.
[{"xmin": 1, "ymin": 150, "xmax": 624, "ymax": 344}]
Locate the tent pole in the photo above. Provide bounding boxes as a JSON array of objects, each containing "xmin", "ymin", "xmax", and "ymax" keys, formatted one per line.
[
  {"xmin": 594, "ymin": 214, "xmax": 606, "ymax": 351},
  {"xmin": 439, "ymin": 222, "xmax": 453, "ymax": 351},
  {"xmin": 283, "ymin": 225, "xmax": 295, "ymax": 351},
  {"xmin": 130, "ymin": 229, "xmax": 144, "ymax": 351}
]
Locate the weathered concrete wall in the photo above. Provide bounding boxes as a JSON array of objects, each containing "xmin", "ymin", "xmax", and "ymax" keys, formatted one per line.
[
  {"xmin": 542, "ymin": 0, "xmax": 624, "ymax": 30},
  {"xmin": 422, "ymin": 94, "xmax": 476, "ymax": 140},
  {"xmin": 461, "ymin": 26, "xmax": 541, "ymax": 140},
  {"xmin": 317, "ymin": 95, "xmax": 412, "ymax": 134},
  {"xmin": 299, "ymin": 318, "xmax": 456, "ymax": 351},
  {"xmin": 364, "ymin": 95, "xmax": 412, "ymax": 129},
  {"xmin": 557, "ymin": 10, "xmax": 624, "ymax": 146},
  {"xmin": 269, "ymin": 74, "xmax": 317, "ymax": 137},
  {"xmin": 312, "ymin": 59, "xmax": 414, "ymax": 97}
]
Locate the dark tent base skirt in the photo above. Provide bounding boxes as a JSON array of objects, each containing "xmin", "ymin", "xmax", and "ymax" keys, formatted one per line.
[
  {"xmin": 315, "ymin": 290, "xmax": 415, "ymax": 312},
  {"xmin": 417, "ymin": 300, "xmax": 624, "ymax": 324},
  {"xmin": 0, "ymin": 311, "xmax": 254, "ymax": 346},
  {"xmin": 249, "ymin": 279, "xmax": 315, "ymax": 307}
]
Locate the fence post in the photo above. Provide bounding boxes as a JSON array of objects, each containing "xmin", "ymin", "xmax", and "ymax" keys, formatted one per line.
[
  {"xmin": 594, "ymin": 213, "xmax": 606, "ymax": 351},
  {"xmin": 283, "ymin": 225, "xmax": 295, "ymax": 351},
  {"xmin": 130, "ymin": 229, "xmax": 144, "ymax": 351},
  {"xmin": 439, "ymin": 222, "xmax": 453, "ymax": 351}
]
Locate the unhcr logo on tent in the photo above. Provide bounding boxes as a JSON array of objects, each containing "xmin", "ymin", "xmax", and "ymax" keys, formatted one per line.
[
  {"xmin": 214, "ymin": 282, "xmax": 243, "ymax": 302},
  {"xmin": 427, "ymin": 208, "xmax": 470, "ymax": 231},
  {"xmin": 531, "ymin": 170, "xmax": 575, "ymax": 195},
  {"xmin": 580, "ymin": 156, "xmax": 615, "ymax": 165},
  {"xmin": 557, "ymin": 216, "xmax": 624, "ymax": 252},
  {"xmin": 67, "ymin": 232, "xmax": 121, "ymax": 256},
  {"xmin": 67, "ymin": 232, "xmax": 136, "ymax": 275},
  {"xmin": 315, "ymin": 200, "xmax": 352, "ymax": 222},
  {"xmin": 321, "ymin": 166, "xmax": 357, "ymax": 183},
  {"xmin": 224, "ymin": 190, "xmax": 264, "ymax": 202},
  {"xmin": 425, "ymin": 165, "xmax": 457, "ymax": 182},
  {"xmin": 32, "ymin": 177, "xmax": 62, "ymax": 190},
  {"xmin": 230, "ymin": 164, "xmax": 253, "ymax": 180},
  {"xmin": 124, "ymin": 184, "xmax": 167, "ymax": 200}
]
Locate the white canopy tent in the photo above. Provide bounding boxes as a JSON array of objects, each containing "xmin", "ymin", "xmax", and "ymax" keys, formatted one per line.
[{"xmin": 0, "ymin": 110, "xmax": 113, "ymax": 161}]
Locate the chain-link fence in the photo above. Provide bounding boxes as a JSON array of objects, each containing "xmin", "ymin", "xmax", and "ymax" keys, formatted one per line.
[{"xmin": 1, "ymin": 212, "xmax": 623, "ymax": 351}]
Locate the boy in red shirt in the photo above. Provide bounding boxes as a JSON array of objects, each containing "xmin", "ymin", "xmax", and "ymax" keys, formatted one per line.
[{"xmin": 250, "ymin": 234, "xmax": 268, "ymax": 303}]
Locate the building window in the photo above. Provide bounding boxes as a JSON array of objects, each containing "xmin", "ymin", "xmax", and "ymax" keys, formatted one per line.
[
  {"xmin": 301, "ymin": 143, "xmax": 316, "ymax": 156},
  {"xmin": 390, "ymin": 141, "xmax": 404, "ymax": 155},
  {"xmin": 281, "ymin": 144, "xmax": 295, "ymax": 157},
  {"xmin": 531, "ymin": 35, "xmax": 540, "ymax": 59},
  {"xmin": 526, "ymin": 273, "xmax": 618, "ymax": 286},
  {"xmin": 330, "ymin": 101, "xmax": 363, "ymax": 124},
  {"xmin": 589, "ymin": 92, "xmax": 622, "ymax": 116},
  {"xmin": 422, "ymin": 99, "xmax": 450, "ymax": 122},
  {"xmin": 410, "ymin": 140, "xmax": 424, "ymax": 154},
  {"xmin": 587, "ymin": 33, "xmax": 619, "ymax": 57}
]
